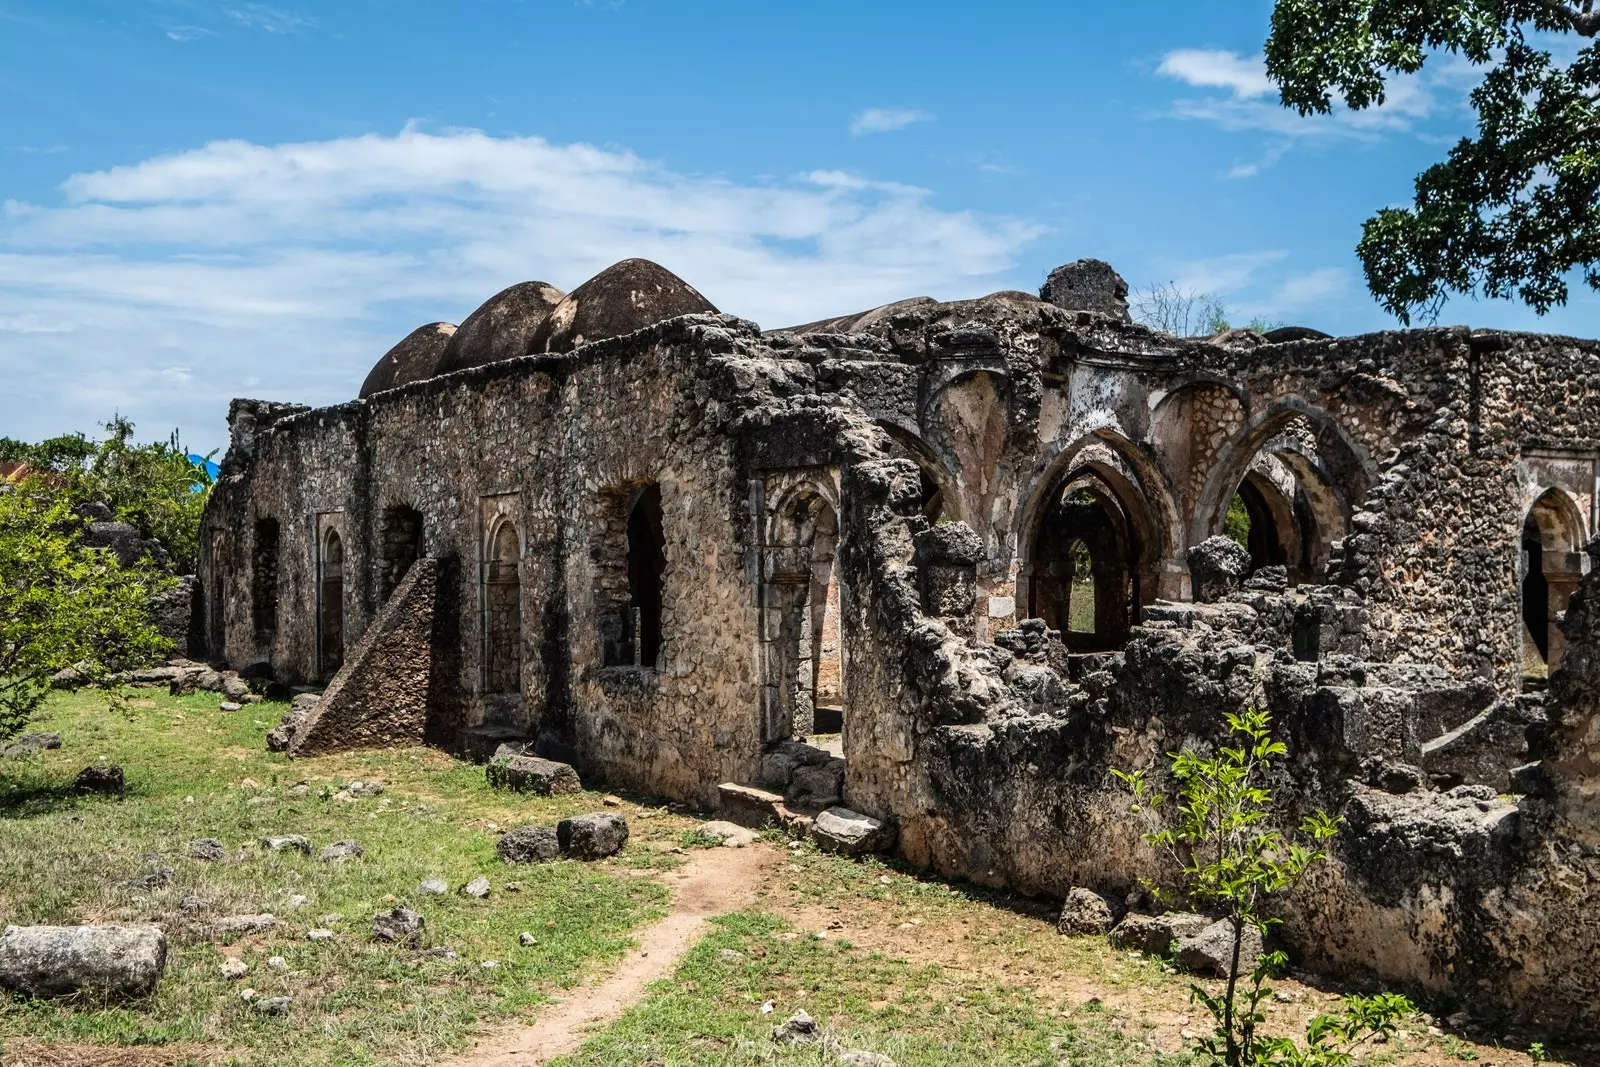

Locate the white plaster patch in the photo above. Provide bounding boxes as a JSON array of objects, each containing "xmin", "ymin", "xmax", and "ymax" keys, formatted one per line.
[{"xmin": 987, "ymin": 595, "xmax": 1016, "ymax": 618}]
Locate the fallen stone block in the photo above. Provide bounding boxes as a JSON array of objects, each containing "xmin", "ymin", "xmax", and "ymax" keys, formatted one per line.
[
  {"xmin": 0, "ymin": 923, "xmax": 167, "ymax": 997},
  {"xmin": 319, "ymin": 840, "xmax": 363, "ymax": 864},
  {"xmin": 372, "ymin": 907, "xmax": 424, "ymax": 946},
  {"xmin": 211, "ymin": 914, "xmax": 277, "ymax": 937},
  {"xmin": 488, "ymin": 755, "xmax": 581, "ymax": 795},
  {"xmin": 189, "ymin": 838, "xmax": 225, "ymax": 862},
  {"xmin": 3, "ymin": 732, "xmax": 61, "ymax": 758},
  {"xmin": 771, "ymin": 1009, "xmax": 822, "ymax": 1046},
  {"xmin": 1188, "ymin": 536, "xmax": 1252, "ymax": 603},
  {"xmin": 261, "ymin": 835, "xmax": 312, "ymax": 855},
  {"xmin": 497, "ymin": 825, "xmax": 561, "ymax": 864},
  {"xmin": 717, "ymin": 782, "xmax": 787, "ymax": 829},
  {"xmin": 74, "ymin": 765, "xmax": 124, "ymax": 796},
  {"xmin": 811, "ymin": 807, "xmax": 895, "ymax": 855},
  {"xmin": 1056, "ymin": 887, "xmax": 1122, "ymax": 936},
  {"xmin": 1174, "ymin": 918, "xmax": 1263, "ymax": 978},
  {"xmin": 1108, "ymin": 912, "xmax": 1210, "ymax": 955},
  {"xmin": 696, "ymin": 820, "xmax": 760, "ymax": 847},
  {"xmin": 557, "ymin": 812, "xmax": 629, "ymax": 860}
]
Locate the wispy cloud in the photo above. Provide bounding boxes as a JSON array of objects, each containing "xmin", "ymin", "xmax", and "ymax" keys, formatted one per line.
[
  {"xmin": 849, "ymin": 107, "xmax": 932, "ymax": 136},
  {"xmin": 1156, "ymin": 48, "xmax": 1434, "ymax": 140},
  {"xmin": 0, "ymin": 127, "xmax": 1040, "ymax": 448},
  {"xmin": 1158, "ymin": 49, "xmax": 1274, "ymax": 99},
  {"xmin": 225, "ymin": 4, "xmax": 315, "ymax": 34},
  {"xmin": 9, "ymin": 144, "xmax": 68, "ymax": 155},
  {"xmin": 165, "ymin": 25, "xmax": 218, "ymax": 42}
]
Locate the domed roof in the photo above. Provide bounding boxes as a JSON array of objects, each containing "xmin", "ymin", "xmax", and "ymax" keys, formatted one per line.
[
  {"xmin": 530, "ymin": 259, "xmax": 717, "ymax": 354},
  {"xmin": 434, "ymin": 281, "xmax": 565, "ymax": 375},
  {"xmin": 358, "ymin": 322, "xmax": 457, "ymax": 399}
]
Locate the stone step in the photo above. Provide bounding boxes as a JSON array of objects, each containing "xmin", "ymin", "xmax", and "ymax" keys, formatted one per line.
[{"xmin": 717, "ymin": 782, "xmax": 813, "ymax": 832}]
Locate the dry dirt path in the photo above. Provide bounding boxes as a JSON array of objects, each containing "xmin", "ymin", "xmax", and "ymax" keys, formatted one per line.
[{"xmin": 442, "ymin": 842, "xmax": 779, "ymax": 1067}]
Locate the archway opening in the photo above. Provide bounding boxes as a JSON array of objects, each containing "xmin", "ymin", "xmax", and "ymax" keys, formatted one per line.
[
  {"xmin": 252, "ymin": 518, "xmax": 280, "ymax": 640},
  {"xmin": 1523, "ymin": 489, "xmax": 1586, "ymax": 683},
  {"xmin": 766, "ymin": 491, "xmax": 844, "ymax": 741},
  {"xmin": 318, "ymin": 529, "xmax": 344, "ymax": 678},
  {"xmin": 485, "ymin": 520, "xmax": 522, "ymax": 695},
  {"xmin": 379, "ymin": 504, "xmax": 425, "ymax": 603},
  {"xmin": 626, "ymin": 484, "xmax": 666, "ymax": 670},
  {"xmin": 1030, "ymin": 474, "xmax": 1138, "ymax": 651}
]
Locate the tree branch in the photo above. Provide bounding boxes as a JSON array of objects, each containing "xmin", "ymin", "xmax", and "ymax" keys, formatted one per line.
[{"xmin": 1536, "ymin": 0, "xmax": 1600, "ymax": 35}]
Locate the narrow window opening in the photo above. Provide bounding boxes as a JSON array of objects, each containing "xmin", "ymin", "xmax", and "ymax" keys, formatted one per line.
[
  {"xmin": 252, "ymin": 518, "xmax": 280, "ymax": 639},
  {"xmin": 626, "ymin": 485, "xmax": 666, "ymax": 669},
  {"xmin": 1030, "ymin": 482, "xmax": 1136, "ymax": 651},
  {"xmin": 485, "ymin": 521, "xmax": 522, "ymax": 694},
  {"xmin": 318, "ymin": 529, "xmax": 345, "ymax": 678}
]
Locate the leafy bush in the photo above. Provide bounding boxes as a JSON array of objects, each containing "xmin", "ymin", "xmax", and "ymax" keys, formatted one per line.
[
  {"xmin": 0, "ymin": 479, "xmax": 172, "ymax": 739},
  {"xmin": 1116, "ymin": 705, "xmax": 1414, "ymax": 1066},
  {"xmin": 0, "ymin": 416, "xmax": 214, "ymax": 573}
]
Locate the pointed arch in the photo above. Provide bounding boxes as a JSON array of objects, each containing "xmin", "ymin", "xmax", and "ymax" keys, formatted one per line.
[
  {"xmin": 484, "ymin": 518, "xmax": 522, "ymax": 694},
  {"xmin": 1523, "ymin": 487, "xmax": 1588, "ymax": 680}
]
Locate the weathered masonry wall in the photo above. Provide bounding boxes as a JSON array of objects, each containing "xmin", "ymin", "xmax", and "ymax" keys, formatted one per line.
[{"xmin": 202, "ymin": 260, "xmax": 1600, "ymax": 1037}]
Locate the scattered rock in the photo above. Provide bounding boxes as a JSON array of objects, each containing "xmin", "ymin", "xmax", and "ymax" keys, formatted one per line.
[
  {"xmin": 480, "ymin": 959, "xmax": 500, "ymax": 970},
  {"xmin": 372, "ymin": 907, "xmax": 424, "ymax": 947},
  {"xmin": 220, "ymin": 675, "xmax": 251, "ymax": 702},
  {"xmin": 345, "ymin": 781, "xmax": 384, "ymax": 799},
  {"xmin": 418, "ymin": 877, "xmax": 449, "ymax": 895},
  {"xmin": 211, "ymin": 914, "xmax": 277, "ymax": 937},
  {"xmin": 220, "ymin": 958, "xmax": 248, "ymax": 979},
  {"xmin": 3, "ymin": 732, "xmax": 62, "ymax": 758},
  {"xmin": 497, "ymin": 825, "xmax": 561, "ymax": 864},
  {"xmin": 717, "ymin": 948, "xmax": 744, "ymax": 962},
  {"xmin": 1108, "ymin": 912, "xmax": 1211, "ymax": 956},
  {"xmin": 695, "ymin": 820, "xmax": 760, "ymax": 848},
  {"xmin": 261, "ymin": 835, "xmax": 312, "ymax": 855},
  {"xmin": 787, "ymin": 758, "xmax": 845, "ymax": 808},
  {"xmin": 424, "ymin": 946, "xmax": 458, "ymax": 960},
  {"xmin": 1174, "ymin": 918, "xmax": 1263, "ymax": 978},
  {"xmin": 188, "ymin": 838, "xmax": 225, "ymax": 862},
  {"xmin": 771, "ymin": 1009, "xmax": 822, "ymax": 1046},
  {"xmin": 0, "ymin": 924, "xmax": 167, "ymax": 997},
  {"xmin": 267, "ymin": 956, "xmax": 287, "ymax": 972},
  {"xmin": 811, "ymin": 807, "xmax": 896, "ymax": 855},
  {"xmin": 1187, "ymin": 536, "xmax": 1253, "ymax": 604},
  {"xmin": 306, "ymin": 929, "xmax": 335, "ymax": 942},
  {"xmin": 488, "ymin": 755, "xmax": 582, "ymax": 795},
  {"xmin": 838, "ymin": 1053, "xmax": 897, "ymax": 1067},
  {"xmin": 557, "ymin": 812, "xmax": 629, "ymax": 860},
  {"xmin": 1057, "ymin": 887, "xmax": 1122, "ymax": 936},
  {"xmin": 319, "ymin": 840, "xmax": 363, "ymax": 864},
  {"xmin": 219, "ymin": 702, "xmax": 242, "ymax": 712},
  {"xmin": 602, "ymin": 794, "xmax": 622, "ymax": 807},
  {"xmin": 287, "ymin": 782, "xmax": 310, "ymax": 798},
  {"xmin": 254, "ymin": 996, "xmax": 292, "ymax": 1017},
  {"xmin": 49, "ymin": 665, "xmax": 86, "ymax": 690},
  {"xmin": 461, "ymin": 877, "xmax": 491, "ymax": 899},
  {"xmin": 125, "ymin": 867, "xmax": 175, "ymax": 891},
  {"xmin": 519, "ymin": 932, "xmax": 537, "ymax": 947},
  {"xmin": 74, "ymin": 765, "xmax": 124, "ymax": 796}
]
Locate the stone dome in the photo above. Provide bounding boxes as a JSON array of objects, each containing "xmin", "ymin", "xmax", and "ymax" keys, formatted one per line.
[
  {"xmin": 434, "ymin": 281, "xmax": 566, "ymax": 375},
  {"xmin": 530, "ymin": 259, "xmax": 717, "ymax": 355},
  {"xmin": 358, "ymin": 322, "xmax": 458, "ymax": 399}
]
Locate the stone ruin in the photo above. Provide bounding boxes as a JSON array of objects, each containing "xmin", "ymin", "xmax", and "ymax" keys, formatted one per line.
[{"xmin": 199, "ymin": 255, "xmax": 1600, "ymax": 1036}]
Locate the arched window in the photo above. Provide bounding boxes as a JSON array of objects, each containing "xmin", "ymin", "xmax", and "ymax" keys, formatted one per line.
[
  {"xmin": 626, "ymin": 485, "xmax": 666, "ymax": 669},
  {"xmin": 764, "ymin": 490, "xmax": 844, "ymax": 740},
  {"xmin": 1031, "ymin": 478, "xmax": 1136, "ymax": 649},
  {"xmin": 1523, "ymin": 489, "xmax": 1587, "ymax": 683},
  {"xmin": 319, "ymin": 529, "xmax": 345, "ymax": 677},
  {"xmin": 252, "ymin": 518, "xmax": 280, "ymax": 639},
  {"xmin": 485, "ymin": 521, "xmax": 522, "ymax": 694},
  {"xmin": 379, "ymin": 505, "xmax": 425, "ymax": 603}
]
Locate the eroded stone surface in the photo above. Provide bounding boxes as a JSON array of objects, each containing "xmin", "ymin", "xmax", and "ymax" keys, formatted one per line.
[{"xmin": 0, "ymin": 924, "xmax": 167, "ymax": 997}]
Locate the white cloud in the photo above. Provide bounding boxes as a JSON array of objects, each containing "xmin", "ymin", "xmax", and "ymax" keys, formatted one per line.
[
  {"xmin": 225, "ymin": 4, "xmax": 315, "ymax": 34},
  {"xmin": 1224, "ymin": 162, "xmax": 1259, "ymax": 180},
  {"xmin": 1156, "ymin": 48, "xmax": 1435, "ymax": 139},
  {"xmin": 1166, "ymin": 251, "xmax": 1289, "ymax": 297},
  {"xmin": 1158, "ymin": 49, "xmax": 1275, "ymax": 99},
  {"xmin": 849, "ymin": 108, "xmax": 933, "ymax": 136},
  {"xmin": 0, "ymin": 127, "xmax": 1040, "ymax": 450}
]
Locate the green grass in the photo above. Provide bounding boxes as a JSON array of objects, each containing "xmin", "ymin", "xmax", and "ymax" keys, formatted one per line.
[
  {"xmin": 0, "ymin": 688, "xmax": 684, "ymax": 1066},
  {"xmin": 551, "ymin": 911, "xmax": 1199, "ymax": 1067}
]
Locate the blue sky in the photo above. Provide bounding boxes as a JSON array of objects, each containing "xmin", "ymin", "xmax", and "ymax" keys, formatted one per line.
[{"xmin": 2, "ymin": 0, "xmax": 1595, "ymax": 453}]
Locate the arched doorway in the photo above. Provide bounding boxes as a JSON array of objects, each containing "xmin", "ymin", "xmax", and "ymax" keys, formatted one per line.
[
  {"xmin": 764, "ymin": 489, "xmax": 844, "ymax": 740},
  {"xmin": 1523, "ymin": 488, "xmax": 1586, "ymax": 682},
  {"xmin": 626, "ymin": 484, "xmax": 666, "ymax": 670},
  {"xmin": 318, "ymin": 529, "xmax": 344, "ymax": 678},
  {"xmin": 1200, "ymin": 410, "xmax": 1366, "ymax": 587},
  {"xmin": 1029, "ymin": 468, "xmax": 1145, "ymax": 650},
  {"xmin": 484, "ymin": 520, "xmax": 522, "ymax": 695}
]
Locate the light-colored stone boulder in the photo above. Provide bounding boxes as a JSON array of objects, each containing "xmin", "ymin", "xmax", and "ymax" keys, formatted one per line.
[
  {"xmin": 0, "ymin": 924, "xmax": 167, "ymax": 997},
  {"xmin": 811, "ymin": 807, "xmax": 895, "ymax": 855}
]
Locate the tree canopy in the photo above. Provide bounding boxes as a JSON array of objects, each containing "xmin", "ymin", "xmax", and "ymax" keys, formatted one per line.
[
  {"xmin": 0, "ymin": 416, "xmax": 214, "ymax": 573},
  {"xmin": 1268, "ymin": 1, "xmax": 1600, "ymax": 323}
]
